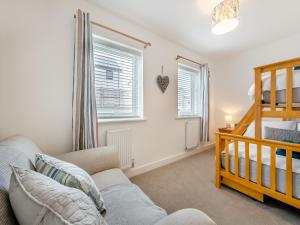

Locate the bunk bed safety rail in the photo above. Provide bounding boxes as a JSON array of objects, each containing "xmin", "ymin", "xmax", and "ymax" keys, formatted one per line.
[
  {"xmin": 254, "ymin": 58, "xmax": 300, "ymax": 129},
  {"xmin": 215, "ymin": 132, "xmax": 300, "ymax": 208}
]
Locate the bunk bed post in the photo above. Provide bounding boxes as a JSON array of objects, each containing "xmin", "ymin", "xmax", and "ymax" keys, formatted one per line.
[
  {"xmin": 255, "ymin": 68, "xmax": 262, "ymax": 139},
  {"xmin": 215, "ymin": 133, "xmax": 221, "ymax": 188}
]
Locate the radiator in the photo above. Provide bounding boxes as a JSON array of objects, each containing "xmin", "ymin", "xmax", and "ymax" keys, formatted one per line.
[
  {"xmin": 185, "ymin": 121, "xmax": 200, "ymax": 150},
  {"xmin": 106, "ymin": 128, "xmax": 133, "ymax": 169}
]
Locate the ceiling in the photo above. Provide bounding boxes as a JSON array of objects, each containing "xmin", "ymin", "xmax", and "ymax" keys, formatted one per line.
[{"xmin": 91, "ymin": 0, "xmax": 300, "ymax": 59}]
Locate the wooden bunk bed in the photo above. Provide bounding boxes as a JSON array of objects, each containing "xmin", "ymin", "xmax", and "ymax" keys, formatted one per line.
[{"xmin": 215, "ymin": 57, "xmax": 300, "ymax": 209}]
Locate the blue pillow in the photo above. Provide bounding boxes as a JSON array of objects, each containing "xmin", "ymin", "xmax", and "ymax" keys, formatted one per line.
[{"xmin": 276, "ymin": 140, "xmax": 300, "ymax": 160}]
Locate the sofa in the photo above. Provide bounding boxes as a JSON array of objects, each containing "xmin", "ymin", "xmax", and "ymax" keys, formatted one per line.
[{"xmin": 0, "ymin": 135, "xmax": 216, "ymax": 225}]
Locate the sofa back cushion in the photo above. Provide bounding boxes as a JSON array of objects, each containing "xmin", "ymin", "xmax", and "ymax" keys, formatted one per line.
[{"xmin": 0, "ymin": 136, "xmax": 42, "ymax": 225}]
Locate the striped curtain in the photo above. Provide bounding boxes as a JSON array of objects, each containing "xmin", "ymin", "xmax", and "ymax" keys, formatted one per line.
[
  {"xmin": 200, "ymin": 64, "xmax": 210, "ymax": 142},
  {"xmin": 72, "ymin": 9, "xmax": 98, "ymax": 151}
]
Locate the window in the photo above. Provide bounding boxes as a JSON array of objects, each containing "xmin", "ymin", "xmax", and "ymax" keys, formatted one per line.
[
  {"xmin": 177, "ymin": 63, "xmax": 200, "ymax": 117},
  {"xmin": 93, "ymin": 36, "xmax": 143, "ymax": 120}
]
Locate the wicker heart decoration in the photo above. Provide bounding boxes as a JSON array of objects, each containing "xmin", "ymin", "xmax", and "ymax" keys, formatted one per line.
[{"xmin": 157, "ymin": 75, "xmax": 169, "ymax": 93}]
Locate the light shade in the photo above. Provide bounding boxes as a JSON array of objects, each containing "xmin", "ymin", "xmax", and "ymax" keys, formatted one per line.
[
  {"xmin": 212, "ymin": 0, "xmax": 239, "ymax": 35},
  {"xmin": 225, "ymin": 115, "xmax": 233, "ymax": 122},
  {"xmin": 225, "ymin": 114, "xmax": 233, "ymax": 128}
]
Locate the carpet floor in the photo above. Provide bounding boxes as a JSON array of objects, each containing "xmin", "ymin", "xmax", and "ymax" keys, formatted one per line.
[{"xmin": 131, "ymin": 149, "xmax": 300, "ymax": 225}]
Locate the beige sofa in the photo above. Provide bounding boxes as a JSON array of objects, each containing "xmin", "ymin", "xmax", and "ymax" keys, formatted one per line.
[{"xmin": 0, "ymin": 135, "xmax": 216, "ymax": 225}]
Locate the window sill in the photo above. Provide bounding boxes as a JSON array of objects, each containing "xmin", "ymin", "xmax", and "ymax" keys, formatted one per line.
[
  {"xmin": 176, "ymin": 115, "xmax": 201, "ymax": 120},
  {"xmin": 98, "ymin": 117, "xmax": 147, "ymax": 124}
]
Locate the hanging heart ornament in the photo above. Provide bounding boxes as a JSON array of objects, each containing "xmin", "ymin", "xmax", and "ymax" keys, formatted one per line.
[
  {"xmin": 157, "ymin": 75, "xmax": 169, "ymax": 93},
  {"xmin": 157, "ymin": 65, "xmax": 169, "ymax": 93}
]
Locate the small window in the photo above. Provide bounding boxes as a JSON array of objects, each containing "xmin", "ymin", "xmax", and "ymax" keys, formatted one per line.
[
  {"xmin": 93, "ymin": 36, "xmax": 143, "ymax": 120},
  {"xmin": 177, "ymin": 63, "xmax": 200, "ymax": 117}
]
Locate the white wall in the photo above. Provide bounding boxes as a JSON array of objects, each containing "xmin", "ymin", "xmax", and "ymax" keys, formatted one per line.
[
  {"xmin": 0, "ymin": 0, "xmax": 215, "ymax": 171},
  {"xmin": 213, "ymin": 33, "xmax": 300, "ymax": 129}
]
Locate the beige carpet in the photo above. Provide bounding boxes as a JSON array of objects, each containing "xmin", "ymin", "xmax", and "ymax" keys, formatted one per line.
[{"xmin": 131, "ymin": 149, "xmax": 300, "ymax": 225}]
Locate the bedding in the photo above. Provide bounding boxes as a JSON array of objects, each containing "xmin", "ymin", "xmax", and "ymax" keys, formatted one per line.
[
  {"xmin": 262, "ymin": 88, "xmax": 300, "ymax": 103},
  {"xmin": 248, "ymin": 69, "xmax": 300, "ymax": 101},
  {"xmin": 221, "ymin": 142, "xmax": 300, "ymax": 198},
  {"xmin": 264, "ymin": 127, "xmax": 300, "ymax": 143},
  {"xmin": 243, "ymin": 120, "xmax": 298, "ymax": 138}
]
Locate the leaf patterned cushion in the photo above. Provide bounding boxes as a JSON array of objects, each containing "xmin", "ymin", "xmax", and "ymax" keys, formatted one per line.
[
  {"xmin": 35, "ymin": 153, "xmax": 105, "ymax": 214},
  {"xmin": 9, "ymin": 166, "xmax": 106, "ymax": 225}
]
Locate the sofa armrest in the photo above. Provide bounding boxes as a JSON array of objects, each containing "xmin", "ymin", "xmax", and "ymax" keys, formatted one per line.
[
  {"xmin": 154, "ymin": 209, "xmax": 216, "ymax": 225},
  {"xmin": 56, "ymin": 146, "xmax": 120, "ymax": 175}
]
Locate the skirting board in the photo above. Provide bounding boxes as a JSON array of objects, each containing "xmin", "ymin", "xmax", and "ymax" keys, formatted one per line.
[{"xmin": 125, "ymin": 142, "xmax": 215, "ymax": 178}]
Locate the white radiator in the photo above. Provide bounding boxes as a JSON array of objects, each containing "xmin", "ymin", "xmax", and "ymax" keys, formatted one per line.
[
  {"xmin": 185, "ymin": 121, "xmax": 200, "ymax": 150},
  {"xmin": 106, "ymin": 128, "xmax": 132, "ymax": 169}
]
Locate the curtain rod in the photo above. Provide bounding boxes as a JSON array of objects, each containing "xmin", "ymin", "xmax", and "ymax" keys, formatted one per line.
[
  {"xmin": 176, "ymin": 55, "xmax": 203, "ymax": 66},
  {"xmin": 74, "ymin": 15, "xmax": 151, "ymax": 48}
]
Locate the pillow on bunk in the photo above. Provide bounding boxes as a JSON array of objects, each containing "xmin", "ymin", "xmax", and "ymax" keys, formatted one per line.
[
  {"xmin": 275, "ymin": 140, "xmax": 300, "ymax": 160},
  {"xmin": 264, "ymin": 127, "xmax": 300, "ymax": 159},
  {"xmin": 276, "ymin": 148, "xmax": 300, "ymax": 160},
  {"xmin": 244, "ymin": 121, "xmax": 298, "ymax": 138},
  {"xmin": 264, "ymin": 127, "xmax": 300, "ymax": 143}
]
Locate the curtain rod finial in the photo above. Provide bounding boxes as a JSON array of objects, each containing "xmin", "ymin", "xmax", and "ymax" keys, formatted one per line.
[{"xmin": 144, "ymin": 42, "xmax": 152, "ymax": 48}]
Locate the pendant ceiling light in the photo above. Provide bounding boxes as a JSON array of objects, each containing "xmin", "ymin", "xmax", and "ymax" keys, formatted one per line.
[{"xmin": 212, "ymin": 0, "xmax": 239, "ymax": 35}]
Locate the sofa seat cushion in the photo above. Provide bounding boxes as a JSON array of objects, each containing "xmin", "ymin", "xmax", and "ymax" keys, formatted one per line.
[
  {"xmin": 92, "ymin": 168, "xmax": 131, "ymax": 191},
  {"xmin": 101, "ymin": 183, "xmax": 167, "ymax": 225}
]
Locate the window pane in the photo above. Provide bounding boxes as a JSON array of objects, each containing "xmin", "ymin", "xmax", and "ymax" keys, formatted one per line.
[
  {"xmin": 177, "ymin": 64, "xmax": 200, "ymax": 116},
  {"xmin": 93, "ymin": 36, "xmax": 142, "ymax": 119}
]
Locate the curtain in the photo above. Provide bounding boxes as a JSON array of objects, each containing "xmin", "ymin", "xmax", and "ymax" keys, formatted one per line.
[
  {"xmin": 199, "ymin": 64, "xmax": 210, "ymax": 142},
  {"xmin": 72, "ymin": 9, "xmax": 98, "ymax": 151}
]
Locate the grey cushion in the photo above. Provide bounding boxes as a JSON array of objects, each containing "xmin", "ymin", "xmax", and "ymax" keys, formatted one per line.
[
  {"xmin": 101, "ymin": 183, "xmax": 167, "ymax": 225},
  {"xmin": 9, "ymin": 166, "xmax": 106, "ymax": 225},
  {"xmin": 265, "ymin": 127, "xmax": 300, "ymax": 142},
  {"xmin": 92, "ymin": 168, "xmax": 131, "ymax": 191},
  {"xmin": 0, "ymin": 136, "xmax": 41, "ymax": 225}
]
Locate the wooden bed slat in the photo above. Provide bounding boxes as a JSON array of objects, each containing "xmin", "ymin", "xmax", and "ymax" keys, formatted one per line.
[
  {"xmin": 286, "ymin": 67, "xmax": 293, "ymax": 112},
  {"xmin": 262, "ymin": 111, "xmax": 300, "ymax": 118},
  {"xmin": 270, "ymin": 146, "xmax": 276, "ymax": 191},
  {"xmin": 270, "ymin": 70, "xmax": 276, "ymax": 112},
  {"xmin": 225, "ymin": 139, "xmax": 229, "ymax": 173},
  {"xmin": 234, "ymin": 141, "xmax": 239, "ymax": 178},
  {"xmin": 257, "ymin": 144, "xmax": 262, "ymax": 186},
  {"xmin": 245, "ymin": 142, "xmax": 250, "ymax": 181},
  {"xmin": 255, "ymin": 57, "xmax": 300, "ymax": 73},
  {"xmin": 286, "ymin": 149, "xmax": 293, "ymax": 197}
]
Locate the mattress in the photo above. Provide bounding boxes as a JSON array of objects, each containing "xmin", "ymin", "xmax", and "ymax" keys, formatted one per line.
[
  {"xmin": 262, "ymin": 87, "xmax": 300, "ymax": 104},
  {"xmin": 221, "ymin": 143, "xmax": 300, "ymax": 198}
]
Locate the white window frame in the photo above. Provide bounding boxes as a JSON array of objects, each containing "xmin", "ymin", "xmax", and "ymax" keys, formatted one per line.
[
  {"xmin": 177, "ymin": 63, "xmax": 201, "ymax": 118},
  {"xmin": 93, "ymin": 35, "xmax": 144, "ymax": 122}
]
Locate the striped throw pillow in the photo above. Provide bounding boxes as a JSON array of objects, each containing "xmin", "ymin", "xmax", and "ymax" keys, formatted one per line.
[{"xmin": 35, "ymin": 153, "xmax": 106, "ymax": 214}]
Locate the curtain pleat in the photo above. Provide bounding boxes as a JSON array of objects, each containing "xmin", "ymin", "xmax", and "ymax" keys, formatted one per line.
[
  {"xmin": 200, "ymin": 64, "xmax": 210, "ymax": 142},
  {"xmin": 73, "ymin": 9, "xmax": 98, "ymax": 151}
]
